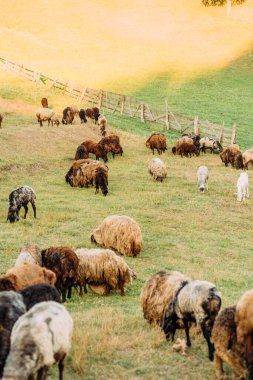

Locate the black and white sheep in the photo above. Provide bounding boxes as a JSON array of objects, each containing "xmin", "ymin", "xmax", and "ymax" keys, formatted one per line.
[
  {"xmin": 2, "ymin": 301, "xmax": 73, "ymax": 380},
  {"xmin": 196, "ymin": 166, "xmax": 209, "ymax": 192},
  {"xmin": 162, "ymin": 280, "xmax": 222, "ymax": 361},
  {"xmin": 199, "ymin": 137, "xmax": 223, "ymax": 154},
  {"xmin": 7, "ymin": 186, "xmax": 36, "ymax": 223}
]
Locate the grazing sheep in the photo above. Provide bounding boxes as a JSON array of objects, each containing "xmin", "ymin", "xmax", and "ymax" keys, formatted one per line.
[
  {"xmin": 146, "ymin": 133, "xmax": 167, "ymax": 155},
  {"xmin": 242, "ymin": 147, "xmax": 253, "ymax": 170},
  {"xmin": 140, "ymin": 270, "xmax": 192, "ymax": 326},
  {"xmin": 236, "ymin": 172, "xmax": 249, "ymax": 201},
  {"xmin": 220, "ymin": 145, "xmax": 244, "ymax": 169},
  {"xmin": 51, "ymin": 112, "xmax": 60, "ymax": 126},
  {"xmin": 97, "ymin": 115, "xmax": 107, "ymax": 136},
  {"xmin": 36, "ymin": 107, "xmax": 55, "ymax": 127},
  {"xmin": 196, "ymin": 166, "xmax": 209, "ymax": 192},
  {"xmin": 85, "ymin": 108, "xmax": 95, "ymax": 121},
  {"xmin": 62, "ymin": 107, "xmax": 75, "ymax": 125},
  {"xmin": 79, "ymin": 108, "xmax": 87, "ymax": 123},
  {"xmin": 99, "ymin": 135, "xmax": 123, "ymax": 158},
  {"xmin": 0, "ymin": 263, "xmax": 56, "ymax": 291},
  {"xmin": 15, "ymin": 242, "xmax": 41, "ymax": 266},
  {"xmin": 162, "ymin": 280, "xmax": 222, "ymax": 361},
  {"xmin": 0, "ymin": 113, "xmax": 3, "ymax": 128},
  {"xmin": 19, "ymin": 283, "xmax": 61, "ymax": 310},
  {"xmin": 65, "ymin": 158, "xmax": 95, "ymax": 187},
  {"xmin": 69, "ymin": 104, "xmax": 79, "ymax": 117},
  {"xmin": 41, "ymin": 246, "xmax": 79, "ymax": 302},
  {"xmin": 81, "ymin": 140, "xmax": 108, "ymax": 162},
  {"xmin": 41, "ymin": 97, "xmax": 48, "ymax": 108},
  {"xmin": 75, "ymin": 144, "xmax": 89, "ymax": 160},
  {"xmin": 95, "ymin": 166, "xmax": 109, "ymax": 196},
  {"xmin": 212, "ymin": 306, "xmax": 246, "ymax": 380},
  {"xmin": 92, "ymin": 107, "xmax": 100, "ymax": 123},
  {"xmin": 178, "ymin": 142, "xmax": 199, "ymax": 157},
  {"xmin": 71, "ymin": 161, "xmax": 109, "ymax": 195},
  {"xmin": 75, "ymin": 248, "xmax": 137, "ymax": 296},
  {"xmin": 2, "ymin": 301, "xmax": 73, "ymax": 380},
  {"xmin": 0, "ymin": 291, "xmax": 26, "ymax": 378},
  {"xmin": 148, "ymin": 158, "xmax": 167, "ymax": 182},
  {"xmin": 199, "ymin": 137, "xmax": 223, "ymax": 154},
  {"xmin": 91, "ymin": 215, "xmax": 143, "ymax": 257},
  {"xmin": 7, "ymin": 185, "xmax": 36, "ymax": 223}
]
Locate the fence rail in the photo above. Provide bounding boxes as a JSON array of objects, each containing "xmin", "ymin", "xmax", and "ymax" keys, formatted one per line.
[{"xmin": 0, "ymin": 57, "xmax": 236, "ymax": 145}]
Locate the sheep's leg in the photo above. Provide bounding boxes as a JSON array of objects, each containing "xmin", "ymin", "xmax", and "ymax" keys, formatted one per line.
[
  {"xmin": 58, "ymin": 354, "xmax": 66, "ymax": 380},
  {"xmin": 23, "ymin": 203, "xmax": 28, "ymax": 219},
  {"xmin": 215, "ymin": 350, "xmax": 246, "ymax": 379},
  {"xmin": 213, "ymin": 353, "xmax": 224, "ymax": 379},
  {"xmin": 61, "ymin": 285, "xmax": 67, "ymax": 303},
  {"xmin": 79, "ymin": 283, "xmax": 83, "ymax": 296},
  {"xmin": 201, "ymin": 322, "xmax": 214, "ymax": 361},
  {"xmin": 31, "ymin": 201, "xmax": 37, "ymax": 218},
  {"xmin": 37, "ymin": 366, "xmax": 49, "ymax": 380},
  {"xmin": 28, "ymin": 375, "xmax": 35, "ymax": 380},
  {"xmin": 183, "ymin": 319, "xmax": 191, "ymax": 347},
  {"xmin": 67, "ymin": 285, "xmax": 72, "ymax": 299}
]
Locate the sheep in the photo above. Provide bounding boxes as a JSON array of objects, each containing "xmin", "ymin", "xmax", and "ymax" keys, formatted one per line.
[
  {"xmin": 220, "ymin": 145, "xmax": 244, "ymax": 169},
  {"xmin": 99, "ymin": 135, "xmax": 123, "ymax": 158},
  {"xmin": 91, "ymin": 215, "xmax": 143, "ymax": 257},
  {"xmin": 7, "ymin": 185, "xmax": 36, "ymax": 223},
  {"xmin": 15, "ymin": 242, "xmax": 41, "ymax": 266},
  {"xmin": 19, "ymin": 283, "xmax": 61, "ymax": 310},
  {"xmin": 79, "ymin": 108, "xmax": 87, "ymax": 123},
  {"xmin": 50, "ymin": 112, "xmax": 60, "ymax": 126},
  {"xmin": 75, "ymin": 248, "xmax": 137, "ymax": 296},
  {"xmin": 81, "ymin": 140, "xmax": 108, "ymax": 162},
  {"xmin": 36, "ymin": 107, "xmax": 55, "ymax": 127},
  {"xmin": 140, "ymin": 270, "xmax": 192, "ymax": 326},
  {"xmin": 2, "ymin": 301, "xmax": 73, "ymax": 380},
  {"xmin": 71, "ymin": 161, "xmax": 109, "ymax": 195},
  {"xmin": 74, "ymin": 144, "xmax": 89, "ymax": 160},
  {"xmin": 199, "ymin": 137, "xmax": 223, "ymax": 154},
  {"xmin": 69, "ymin": 104, "xmax": 79, "ymax": 117},
  {"xmin": 212, "ymin": 306, "xmax": 246, "ymax": 380},
  {"xmin": 146, "ymin": 133, "xmax": 167, "ymax": 155},
  {"xmin": 41, "ymin": 97, "xmax": 48, "ymax": 108},
  {"xmin": 242, "ymin": 147, "xmax": 253, "ymax": 170},
  {"xmin": 0, "ymin": 263, "xmax": 56, "ymax": 291},
  {"xmin": 148, "ymin": 158, "xmax": 167, "ymax": 182},
  {"xmin": 177, "ymin": 142, "xmax": 199, "ymax": 157},
  {"xmin": 62, "ymin": 107, "xmax": 75, "ymax": 125},
  {"xmin": 85, "ymin": 108, "xmax": 95, "ymax": 121},
  {"xmin": 65, "ymin": 158, "xmax": 95, "ymax": 187},
  {"xmin": 236, "ymin": 172, "xmax": 249, "ymax": 202},
  {"xmin": 95, "ymin": 166, "xmax": 109, "ymax": 196},
  {"xmin": 0, "ymin": 112, "xmax": 3, "ymax": 128},
  {"xmin": 97, "ymin": 115, "xmax": 107, "ymax": 136},
  {"xmin": 162, "ymin": 279, "xmax": 222, "ymax": 361},
  {"xmin": 0, "ymin": 291, "xmax": 26, "ymax": 378},
  {"xmin": 41, "ymin": 246, "xmax": 79, "ymax": 303},
  {"xmin": 196, "ymin": 166, "xmax": 209, "ymax": 192}
]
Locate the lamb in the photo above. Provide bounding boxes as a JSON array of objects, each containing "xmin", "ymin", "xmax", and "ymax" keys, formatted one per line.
[
  {"xmin": 148, "ymin": 158, "xmax": 167, "ymax": 182},
  {"xmin": 162, "ymin": 279, "xmax": 222, "ymax": 361},
  {"xmin": 15, "ymin": 242, "xmax": 41, "ymax": 266},
  {"xmin": 99, "ymin": 135, "xmax": 123, "ymax": 158},
  {"xmin": 0, "ymin": 112, "xmax": 3, "ymax": 128},
  {"xmin": 178, "ymin": 142, "xmax": 199, "ymax": 157},
  {"xmin": 91, "ymin": 215, "xmax": 143, "ymax": 257},
  {"xmin": 97, "ymin": 115, "xmax": 107, "ymax": 136},
  {"xmin": 212, "ymin": 306, "xmax": 246, "ymax": 380},
  {"xmin": 0, "ymin": 263, "xmax": 56, "ymax": 291},
  {"xmin": 0, "ymin": 291, "xmax": 26, "ymax": 378},
  {"xmin": 242, "ymin": 147, "xmax": 253, "ymax": 170},
  {"xmin": 36, "ymin": 107, "xmax": 55, "ymax": 127},
  {"xmin": 140, "ymin": 270, "xmax": 192, "ymax": 326},
  {"xmin": 146, "ymin": 133, "xmax": 167, "ymax": 155},
  {"xmin": 75, "ymin": 248, "xmax": 137, "ymax": 296},
  {"xmin": 81, "ymin": 140, "xmax": 108, "ymax": 162},
  {"xmin": 196, "ymin": 166, "xmax": 209, "ymax": 192},
  {"xmin": 41, "ymin": 97, "xmax": 48, "ymax": 108},
  {"xmin": 236, "ymin": 172, "xmax": 249, "ymax": 201},
  {"xmin": 19, "ymin": 283, "xmax": 61, "ymax": 310},
  {"xmin": 41, "ymin": 246, "xmax": 79, "ymax": 302},
  {"xmin": 50, "ymin": 112, "xmax": 60, "ymax": 126},
  {"xmin": 62, "ymin": 106, "xmax": 75, "ymax": 125},
  {"xmin": 74, "ymin": 144, "xmax": 89, "ymax": 160},
  {"xmin": 2, "ymin": 301, "xmax": 73, "ymax": 380},
  {"xmin": 7, "ymin": 185, "xmax": 36, "ymax": 223},
  {"xmin": 79, "ymin": 108, "xmax": 87, "ymax": 123},
  {"xmin": 199, "ymin": 137, "xmax": 223, "ymax": 154}
]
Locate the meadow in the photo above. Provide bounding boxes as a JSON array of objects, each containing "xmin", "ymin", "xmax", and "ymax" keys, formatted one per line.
[{"xmin": 0, "ymin": 66, "xmax": 253, "ymax": 379}]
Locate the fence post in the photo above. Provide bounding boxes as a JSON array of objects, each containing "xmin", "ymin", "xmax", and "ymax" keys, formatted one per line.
[
  {"xmin": 219, "ymin": 122, "xmax": 225, "ymax": 143},
  {"xmin": 165, "ymin": 98, "xmax": 169, "ymax": 130},
  {"xmin": 231, "ymin": 123, "xmax": 237, "ymax": 144},
  {"xmin": 79, "ymin": 88, "xmax": 86, "ymax": 103},
  {"xmin": 121, "ymin": 95, "xmax": 125, "ymax": 115},
  {"xmin": 194, "ymin": 116, "xmax": 199, "ymax": 135},
  {"xmin": 62, "ymin": 81, "xmax": 69, "ymax": 94},
  {"xmin": 98, "ymin": 89, "xmax": 103, "ymax": 109},
  {"xmin": 140, "ymin": 103, "xmax": 145, "ymax": 122}
]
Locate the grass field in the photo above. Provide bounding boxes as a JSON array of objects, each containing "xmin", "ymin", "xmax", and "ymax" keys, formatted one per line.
[{"xmin": 0, "ymin": 71, "xmax": 253, "ymax": 379}]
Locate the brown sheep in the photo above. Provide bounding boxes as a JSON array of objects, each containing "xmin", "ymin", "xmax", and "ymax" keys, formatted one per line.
[
  {"xmin": 65, "ymin": 158, "xmax": 95, "ymax": 186},
  {"xmin": 0, "ymin": 113, "xmax": 3, "ymax": 128},
  {"xmin": 91, "ymin": 215, "xmax": 142, "ymax": 257},
  {"xmin": 41, "ymin": 246, "xmax": 79, "ymax": 303},
  {"xmin": 75, "ymin": 145, "xmax": 89, "ymax": 160},
  {"xmin": 62, "ymin": 107, "xmax": 75, "ymax": 125},
  {"xmin": 99, "ymin": 135, "xmax": 123, "ymax": 158},
  {"xmin": 97, "ymin": 115, "xmax": 107, "ymax": 136},
  {"xmin": 146, "ymin": 133, "xmax": 167, "ymax": 155},
  {"xmin": 81, "ymin": 140, "xmax": 108, "ymax": 162},
  {"xmin": 243, "ymin": 148, "xmax": 253, "ymax": 170},
  {"xmin": 72, "ymin": 161, "xmax": 109, "ymax": 196},
  {"xmin": 212, "ymin": 306, "xmax": 246, "ymax": 380},
  {"xmin": 85, "ymin": 108, "xmax": 95, "ymax": 120},
  {"xmin": 220, "ymin": 145, "xmax": 243, "ymax": 169},
  {"xmin": 92, "ymin": 107, "xmax": 100, "ymax": 123},
  {"xmin": 178, "ymin": 142, "xmax": 199, "ymax": 157},
  {"xmin": 0, "ymin": 263, "xmax": 56, "ymax": 291},
  {"xmin": 75, "ymin": 248, "xmax": 137, "ymax": 296},
  {"xmin": 69, "ymin": 104, "xmax": 79, "ymax": 117},
  {"xmin": 41, "ymin": 98, "xmax": 48, "ymax": 108},
  {"xmin": 140, "ymin": 270, "xmax": 192, "ymax": 326}
]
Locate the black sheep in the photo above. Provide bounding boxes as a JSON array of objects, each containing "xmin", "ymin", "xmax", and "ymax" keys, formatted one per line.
[{"xmin": 19, "ymin": 283, "xmax": 61, "ymax": 310}]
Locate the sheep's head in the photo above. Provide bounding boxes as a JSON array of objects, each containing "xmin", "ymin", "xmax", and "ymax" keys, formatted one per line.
[
  {"xmin": 131, "ymin": 270, "xmax": 137, "ymax": 280},
  {"xmin": 199, "ymin": 185, "xmax": 205, "ymax": 193},
  {"xmin": 172, "ymin": 147, "xmax": 176, "ymax": 155},
  {"xmin": 91, "ymin": 234, "xmax": 97, "ymax": 243},
  {"xmin": 7, "ymin": 208, "xmax": 19, "ymax": 223},
  {"xmin": 156, "ymin": 176, "xmax": 164, "ymax": 182}
]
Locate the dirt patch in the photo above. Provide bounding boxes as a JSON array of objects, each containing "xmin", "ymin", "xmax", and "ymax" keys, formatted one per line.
[
  {"xmin": 0, "ymin": 162, "xmax": 48, "ymax": 173},
  {"xmin": 0, "ymin": 97, "xmax": 37, "ymax": 115}
]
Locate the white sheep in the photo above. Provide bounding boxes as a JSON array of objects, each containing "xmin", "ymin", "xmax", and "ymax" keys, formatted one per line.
[
  {"xmin": 15, "ymin": 243, "xmax": 41, "ymax": 267},
  {"xmin": 2, "ymin": 301, "xmax": 73, "ymax": 380},
  {"xmin": 148, "ymin": 158, "xmax": 167, "ymax": 182},
  {"xmin": 237, "ymin": 172, "xmax": 249, "ymax": 201},
  {"xmin": 36, "ymin": 107, "xmax": 56, "ymax": 127},
  {"xmin": 196, "ymin": 166, "xmax": 209, "ymax": 192}
]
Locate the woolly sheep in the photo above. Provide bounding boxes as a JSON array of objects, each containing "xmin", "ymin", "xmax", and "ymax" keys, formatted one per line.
[
  {"xmin": 242, "ymin": 147, "xmax": 253, "ymax": 169},
  {"xmin": 140, "ymin": 270, "xmax": 192, "ymax": 326},
  {"xmin": 98, "ymin": 115, "xmax": 107, "ymax": 136},
  {"xmin": 148, "ymin": 158, "xmax": 167, "ymax": 182},
  {"xmin": 7, "ymin": 185, "xmax": 36, "ymax": 223},
  {"xmin": 0, "ymin": 291, "xmax": 26, "ymax": 378},
  {"xmin": 162, "ymin": 279, "xmax": 222, "ymax": 361},
  {"xmin": 91, "ymin": 215, "xmax": 143, "ymax": 257},
  {"xmin": 146, "ymin": 133, "xmax": 167, "ymax": 155},
  {"xmin": 15, "ymin": 242, "xmax": 41, "ymax": 266},
  {"xmin": 19, "ymin": 283, "xmax": 61, "ymax": 310},
  {"xmin": 199, "ymin": 137, "xmax": 222, "ymax": 153},
  {"xmin": 36, "ymin": 107, "xmax": 55, "ymax": 127},
  {"xmin": 236, "ymin": 172, "xmax": 249, "ymax": 201},
  {"xmin": 2, "ymin": 301, "xmax": 73, "ymax": 380},
  {"xmin": 75, "ymin": 248, "xmax": 137, "ymax": 296},
  {"xmin": 196, "ymin": 166, "xmax": 209, "ymax": 192},
  {"xmin": 236, "ymin": 289, "xmax": 253, "ymax": 359}
]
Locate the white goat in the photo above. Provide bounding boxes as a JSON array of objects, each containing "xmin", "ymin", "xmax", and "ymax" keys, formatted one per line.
[
  {"xmin": 196, "ymin": 166, "xmax": 209, "ymax": 192},
  {"xmin": 236, "ymin": 172, "xmax": 249, "ymax": 201}
]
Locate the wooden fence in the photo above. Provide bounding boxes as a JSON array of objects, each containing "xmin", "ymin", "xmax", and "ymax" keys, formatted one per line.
[{"xmin": 0, "ymin": 57, "xmax": 236, "ymax": 145}]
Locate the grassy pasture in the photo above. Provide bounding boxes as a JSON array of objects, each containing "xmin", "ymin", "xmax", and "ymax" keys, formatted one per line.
[{"xmin": 0, "ymin": 79, "xmax": 253, "ymax": 379}]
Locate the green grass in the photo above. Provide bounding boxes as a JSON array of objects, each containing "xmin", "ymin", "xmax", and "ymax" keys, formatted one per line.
[{"xmin": 0, "ymin": 63, "xmax": 253, "ymax": 379}]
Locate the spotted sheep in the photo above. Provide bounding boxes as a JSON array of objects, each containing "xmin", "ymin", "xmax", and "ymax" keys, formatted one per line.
[{"xmin": 7, "ymin": 186, "xmax": 36, "ymax": 223}]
